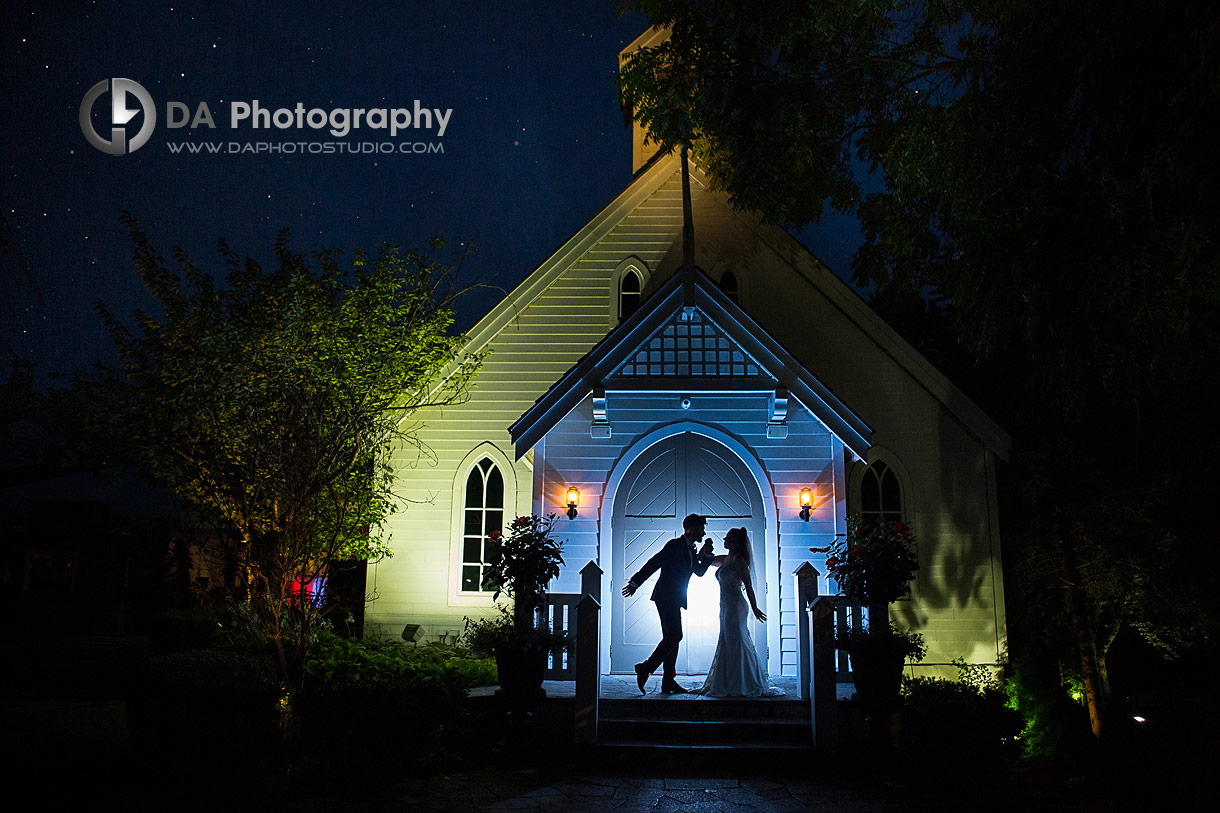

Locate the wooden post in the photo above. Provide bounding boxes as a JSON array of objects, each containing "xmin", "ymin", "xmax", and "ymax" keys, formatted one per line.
[
  {"xmin": 580, "ymin": 560, "xmax": 603, "ymax": 606},
  {"xmin": 793, "ymin": 562, "xmax": 820, "ymax": 701},
  {"xmin": 574, "ymin": 593, "xmax": 601, "ymax": 744},
  {"xmin": 811, "ymin": 596, "xmax": 838, "ymax": 747}
]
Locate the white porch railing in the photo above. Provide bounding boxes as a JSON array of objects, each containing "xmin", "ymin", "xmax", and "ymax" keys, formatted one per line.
[
  {"xmin": 543, "ymin": 561, "xmax": 603, "ymax": 744},
  {"xmin": 541, "ymin": 593, "xmax": 578, "ymax": 679},
  {"xmin": 546, "ymin": 560, "xmax": 855, "ymax": 747},
  {"xmin": 793, "ymin": 562, "xmax": 867, "ymax": 746}
]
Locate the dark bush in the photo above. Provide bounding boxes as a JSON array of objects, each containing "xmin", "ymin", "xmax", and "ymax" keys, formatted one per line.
[
  {"xmin": 128, "ymin": 628, "xmax": 499, "ymax": 790},
  {"xmin": 291, "ymin": 635, "xmax": 498, "ymax": 777},
  {"xmin": 902, "ymin": 673, "xmax": 1022, "ymax": 764},
  {"xmin": 305, "ymin": 631, "xmax": 497, "ymax": 688},
  {"xmin": 147, "ymin": 607, "xmax": 228, "ymax": 653},
  {"xmin": 1002, "ymin": 656, "xmax": 1093, "ymax": 758},
  {"xmin": 127, "ymin": 647, "xmax": 283, "ymax": 784}
]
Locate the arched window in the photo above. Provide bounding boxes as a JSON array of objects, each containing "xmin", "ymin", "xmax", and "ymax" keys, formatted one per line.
[
  {"xmin": 619, "ymin": 268, "xmax": 641, "ymax": 323},
  {"xmin": 860, "ymin": 460, "xmax": 903, "ymax": 525},
  {"xmin": 461, "ymin": 458, "xmax": 504, "ymax": 592},
  {"xmin": 719, "ymin": 270, "xmax": 740, "ymax": 304}
]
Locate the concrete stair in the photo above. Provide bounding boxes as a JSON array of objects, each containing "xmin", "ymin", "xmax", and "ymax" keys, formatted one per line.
[{"xmin": 597, "ymin": 696, "xmax": 813, "ymax": 751}]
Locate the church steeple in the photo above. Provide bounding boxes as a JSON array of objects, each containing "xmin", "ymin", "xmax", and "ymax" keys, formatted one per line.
[{"xmin": 619, "ymin": 26, "xmax": 670, "ymax": 173}]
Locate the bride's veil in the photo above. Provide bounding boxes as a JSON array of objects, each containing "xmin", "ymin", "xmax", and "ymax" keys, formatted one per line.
[
  {"xmin": 739, "ymin": 527, "xmax": 770, "ymax": 679},
  {"xmin": 738, "ymin": 528, "xmax": 762, "ymax": 618}
]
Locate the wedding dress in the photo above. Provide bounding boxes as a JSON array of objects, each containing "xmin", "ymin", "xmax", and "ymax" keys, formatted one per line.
[{"xmin": 698, "ymin": 563, "xmax": 784, "ymax": 697}]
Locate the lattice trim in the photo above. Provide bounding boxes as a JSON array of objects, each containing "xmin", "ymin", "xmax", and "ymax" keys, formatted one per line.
[{"xmin": 611, "ymin": 309, "xmax": 768, "ymax": 378}]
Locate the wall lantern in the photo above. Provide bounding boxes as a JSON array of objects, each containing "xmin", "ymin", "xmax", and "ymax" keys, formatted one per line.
[
  {"xmin": 799, "ymin": 488, "xmax": 813, "ymax": 522},
  {"xmin": 565, "ymin": 487, "xmax": 580, "ymax": 520}
]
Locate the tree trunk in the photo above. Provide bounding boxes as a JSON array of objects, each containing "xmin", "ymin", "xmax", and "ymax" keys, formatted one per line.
[{"xmin": 1058, "ymin": 526, "xmax": 1105, "ymax": 738}]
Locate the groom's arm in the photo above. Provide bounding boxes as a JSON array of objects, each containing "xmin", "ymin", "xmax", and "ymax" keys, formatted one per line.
[
  {"xmin": 623, "ymin": 539, "xmax": 676, "ymax": 596},
  {"xmin": 692, "ymin": 538, "xmax": 715, "ymax": 576}
]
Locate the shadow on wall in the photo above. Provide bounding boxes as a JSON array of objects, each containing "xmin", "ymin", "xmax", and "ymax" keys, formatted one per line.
[{"xmin": 889, "ymin": 407, "xmax": 1002, "ymax": 661}]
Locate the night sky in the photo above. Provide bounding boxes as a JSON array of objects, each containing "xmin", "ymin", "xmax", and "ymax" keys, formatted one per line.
[{"xmin": 3, "ymin": 1, "xmax": 862, "ymax": 386}]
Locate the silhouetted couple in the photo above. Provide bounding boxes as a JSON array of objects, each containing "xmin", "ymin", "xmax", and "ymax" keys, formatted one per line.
[{"xmin": 622, "ymin": 513, "xmax": 781, "ymax": 697}]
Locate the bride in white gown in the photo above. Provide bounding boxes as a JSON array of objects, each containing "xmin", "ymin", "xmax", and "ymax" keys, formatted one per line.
[{"xmin": 698, "ymin": 528, "xmax": 784, "ymax": 697}]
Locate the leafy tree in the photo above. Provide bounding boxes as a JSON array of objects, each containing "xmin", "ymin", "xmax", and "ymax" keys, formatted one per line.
[
  {"xmin": 86, "ymin": 217, "xmax": 481, "ymax": 692},
  {"xmin": 619, "ymin": 0, "xmax": 1220, "ymax": 739}
]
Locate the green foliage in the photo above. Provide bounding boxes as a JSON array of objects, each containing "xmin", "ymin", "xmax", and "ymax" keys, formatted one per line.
[
  {"xmin": 82, "ymin": 219, "xmax": 482, "ymax": 688},
  {"xmin": 459, "ymin": 606, "xmax": 515, "ymax": 659},
  {"xmin": 951, "ymin": 656, "xmax": 1000, "ymax": 693},
  {"xmin": 1002, "ymin": 652, "xmax": 1092, "ymax": 758},
  {"xmin": 902, "ymin": 663, "xmax": 1022, "ymax": 762},
  {"xmin": 842, "ymin": 622, "xmax": 927, "ymax": 665},
  {"xmin": 459, "ymin": 605, "xmax": 571, "ymax": 664},
  {"xmin": 621, "ymin": 1, "xmax": 1220, "ymax": 423},
  {"xmin": 618, "ymin": 0, "xmax": 931, "ymax": 227},
  {"xmin": 146, "ymin": 647, "xmax": 279, "ymax": 691},
  {"xmin": 815, "ymin": 516, "xmax": 919, "ymax": 607},
  {"xmin": 480, "ymin": 514, "xmax": 566, "ymax": 632},
  {"xmin": 304, "ymin": 630, "xmax": 496, "ymax": 689},
  {"xmin": 134, "ymin": 636, "xmax": 495, "ymax": 785},
  {"xmin": 148, "ymin": 607, "xmax": 227, "ymax": 654}
]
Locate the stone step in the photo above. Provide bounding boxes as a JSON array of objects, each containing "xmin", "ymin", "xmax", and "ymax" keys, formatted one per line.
[
  {"xmin": 600, "ymin": 696, "xmax": 810, "ymax": 723},
  {"xmin": 587, "ymin": 743, "xmax": 821, "ymax": 774},
  {"xmin": 599, "ymin": 716, "xmax": 811, "ymax": 747}
]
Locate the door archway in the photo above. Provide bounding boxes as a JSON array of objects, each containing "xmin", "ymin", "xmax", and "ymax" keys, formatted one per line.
[{"xmin": 609, "ymin": 431, "xmax": 766, "ymax": 675}]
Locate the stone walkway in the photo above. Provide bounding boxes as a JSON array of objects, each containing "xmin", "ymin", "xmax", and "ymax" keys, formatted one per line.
[{"xmin": 381, "ymin": 767, "xmax": 915, "ymax": 811}]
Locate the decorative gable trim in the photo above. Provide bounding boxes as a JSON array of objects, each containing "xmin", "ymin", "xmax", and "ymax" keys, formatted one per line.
[
  {"xmin": 509, "ymin": 268, "xmax": 873, "ymax": 459},
  {"xmin": 607, "ymin": 308, "xmax": 771, "ymax": 381},
  {"xmin": 509, "ymin": 271, "xmax": 687, "ymax": 456},
  {"xmin": 692, "ymin": 273, "xmax": 871, "ymax": 456}
]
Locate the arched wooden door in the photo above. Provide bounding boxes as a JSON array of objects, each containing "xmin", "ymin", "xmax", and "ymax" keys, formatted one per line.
[{"xmin": 610, "ymin": 432, "xmax": 766, "ymax": 674}]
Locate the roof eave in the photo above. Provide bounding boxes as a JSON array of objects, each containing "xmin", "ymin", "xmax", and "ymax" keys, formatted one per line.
[{"xmin": 509, "ymin": 277, "xmax": 685, "ymax": 458}]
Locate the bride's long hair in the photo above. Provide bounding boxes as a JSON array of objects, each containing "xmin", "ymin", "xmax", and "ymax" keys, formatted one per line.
[
  {"xmin": 725, "ymin": 527, "xmax": 763, "ymax": 626},
  {"xmin": 725, "ymin": 527, "xmax": 751, "ymax": 566}
]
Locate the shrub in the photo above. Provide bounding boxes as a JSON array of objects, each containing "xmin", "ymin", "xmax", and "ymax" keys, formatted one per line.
[
  {"xmin": 902, "ymin": 660, "xmax": 1021, "ymax": 764},
  {"xmin": 128, "ymin": 647, "xmax": 282, "ymax": 776},
  {"xmin": 297, "ymin": 633, "xmax": 497, "ymax": 777},
  {"xmin": 1002, "ymin": 656, "xmax": 1092, "ymax": 758},
  {"xmin": 131, "ymin": 631, "xmax": 497, "ymax": 781},
  {"xmin": 147, "ymin": 607, "xmax": 228, "ymax": 653},
  {"xmin": 304, "ymin": 630, "xmax": 497, "ymax": 689},
  {"xmin": 459, "ymin": 607, "xmax": 515, "ymax": 659}
]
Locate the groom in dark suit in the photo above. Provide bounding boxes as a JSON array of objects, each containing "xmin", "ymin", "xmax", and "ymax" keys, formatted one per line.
[{"xmin": 621, "ymin": 513, "xmax": 715, "ymax": 694}]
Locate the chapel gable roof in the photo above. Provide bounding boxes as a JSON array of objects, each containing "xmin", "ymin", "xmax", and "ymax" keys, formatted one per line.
[
  {"xmin": 508, "ymin": 265, "xmax": 873, "ymax": 459},
  {"xmin": 439, "ymin": 150, "xmax": 1009, "ymax": 462}
]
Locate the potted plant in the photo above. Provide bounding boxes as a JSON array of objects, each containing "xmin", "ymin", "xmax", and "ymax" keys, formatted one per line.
[
  {"xmin": 814, "ymin": 516, "xmax": 924, "ymax": 725},
  {"xmin": 479, "ymin": 514, "xmax": 566, "ymax": 705},
  {"xmin": 841, "ymin": 623, "xmax": 926, "ymax": 717}
]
